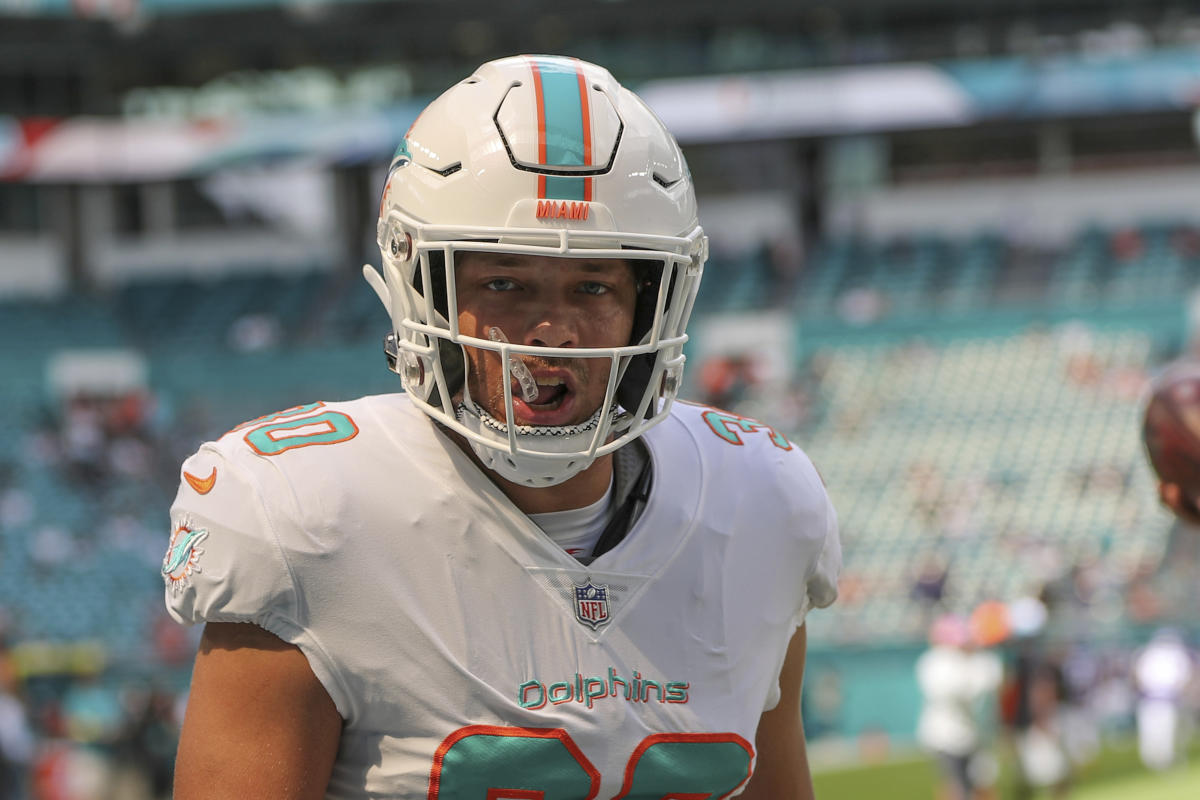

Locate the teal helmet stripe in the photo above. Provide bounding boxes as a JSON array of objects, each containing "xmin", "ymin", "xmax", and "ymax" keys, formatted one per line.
[
  {"xmin": 530, "ymin": 56, "xmax": 591, "ymax": 202},
  {"xmin": 544, "ymin": 174, "xmax": 586, "ymax": 202},
  {"xmin": 536, "ymin": 57, "xmax": 587, "ymax": 168}
]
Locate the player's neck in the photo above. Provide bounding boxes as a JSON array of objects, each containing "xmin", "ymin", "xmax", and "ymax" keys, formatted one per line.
[{"xmin": 443, "ymin": 427, "xmax": 615, "ymax": 514}]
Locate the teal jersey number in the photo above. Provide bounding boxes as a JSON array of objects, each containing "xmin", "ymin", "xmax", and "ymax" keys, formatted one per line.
[
  {"xmin": 429, "ymin": 726, "xmax": 753, "ymax": 800},
  {"xmin": 613, "ymin": 734, "xmax": 754, "ymax": 799},
  {"xmin": 700, "ymin": 409, "xmax": 792, "ymax": 451},
  {"xmin": 431, "ymin": 727, "xmax": 600, "ymax": 799},
  {"xmin": 237, "ymin": 403, "xmax": 359, "ymax": 456}
]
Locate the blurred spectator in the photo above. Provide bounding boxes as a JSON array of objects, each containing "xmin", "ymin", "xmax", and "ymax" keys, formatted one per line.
[
  {"xmin": 1133, "ymin": 628, "xmax": 1194, "ymax": 771},
  {"xmin": 0, "ymin": 640, "xmax": 32, "ymax": 800},
  {"xmin": 1109, "ymin": 228, "xmax": 1144, "ymax": 261},
  {"xmin": 60, "ymin": 398, "xmax": 106, "ymax": 490},
  {"xmin": 99, "ymin": 687, "xmax": 179, "ymax": 800},
  {"xmin": 1004, "ymin": 643, "xmax": 1075, "ymax": 799},
  {"xmin": 1006, "ymin": 596, "xmax": 1049, "ymax": 640},
  {"xmin": 911, "ymin": 553, "xmax": 950, "ymax": 627},
  {"xmin": 916, "ymin": 614, "xmax": 1003, "ymax": 800},
  {"xmin": 1169, "ymin": 225, "xmax": 1200, "ymax": 258},
  {"xmin": 228, "ymin": 312, "xmax": 282, "ymax": 352},
  {"xmin": 0, "ymin": 485, "xmax": 33, "ymax": 529},
  {"xmin": 696, "ymin": 353, "xmax": 761, "ymax": 410},
  {"xmin": 21, "ymin": 669, "xmax": 186, "ymax": 800},
  {"xmin": 765, "ymin": 236, "xmax": 803, "ymax": 301},
  {"xmin": 836, "ymin": 286, "xmax": 886, "ymax": 325},
  {"xmin": 912, "ymin": 554, "xmax": 949, "ymax": 606},
  {"xmin": 32, "ymin": 737, "xmax": 111, "ymax": 800},
  {"xmin": 30, "ymin": 526, "xmax": 73, "ymax": 572}
]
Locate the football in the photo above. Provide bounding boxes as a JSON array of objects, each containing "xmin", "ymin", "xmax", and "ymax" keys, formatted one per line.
[{"xmin": 1142, "ymin": 362, "xmax": 1200, "ymax": 504}]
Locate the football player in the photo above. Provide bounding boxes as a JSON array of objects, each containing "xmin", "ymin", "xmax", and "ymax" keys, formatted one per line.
[{"xmin": 164, "ymin": 55, "xmax": 841, "ymax": 799}]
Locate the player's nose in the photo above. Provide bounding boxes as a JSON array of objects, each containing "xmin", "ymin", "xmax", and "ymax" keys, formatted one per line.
[{"xmin": 526, "ymin": 310, "xmax": 581, "ymax": 349}]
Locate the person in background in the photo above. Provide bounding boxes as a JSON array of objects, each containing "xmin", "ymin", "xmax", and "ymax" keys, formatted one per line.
[
  {"xmin": 1133, "ymin": 628, "xmax": 1194, "ymax": 771},
  {"xmin": 0, "ymin": 642, "xmax": 33, "ymax": 800},
  {"xmin": 916, "ymin": 614, "xmax": 1003, "ymax": 800}
]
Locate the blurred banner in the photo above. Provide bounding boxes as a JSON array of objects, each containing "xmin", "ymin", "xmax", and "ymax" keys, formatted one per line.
[
  {"xmin": 640, "ymin": 48, "xmax": 1200, "ymax": 141},
  {"xmin": 6, "ymin": 48, "xmax": 1200, "ymax": 180},
  {"xmin": 0, "ymin": 105, "xmax": 423, "ymax": 181}
]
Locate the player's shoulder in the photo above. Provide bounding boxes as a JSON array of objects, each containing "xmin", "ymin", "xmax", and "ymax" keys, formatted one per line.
[
  {"xmin": 169, "ymin": 393, "xmax": 424, "ymax": 571},
  {"xmin": 663, "ymin": 400, "xmax": 818, "ymax": 473},
  {"xmin": 162, "ymin": 395, "xmax": 413, "ymax": 631},
  {"xmin": 174, "ymin": 393, "xmax": 421, "ymax": 513},
  {"xmin": 660, "ymin": 400, "xmax": 828, "ymax": 513},
  {"xmin": 656, "ymin": 402, "xmax": 840, "ymax": 604},
  {"xmin": 192, "ymin": 392, "xmax": 412, "ymax": 469}
]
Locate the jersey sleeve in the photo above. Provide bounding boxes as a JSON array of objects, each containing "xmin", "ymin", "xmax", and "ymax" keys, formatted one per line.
[
  {"xmin": 801, "ymin": 486, "xmax": 841, "ymax": 618},
  {"xmin": 162, "ymin": 444, "xmax": 299, "ymax": 633}
]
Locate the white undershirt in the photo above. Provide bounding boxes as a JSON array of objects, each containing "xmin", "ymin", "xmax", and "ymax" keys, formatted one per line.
[{"xmin": 528, "ymin": 477, "xmax": 614, "ymax": 561}]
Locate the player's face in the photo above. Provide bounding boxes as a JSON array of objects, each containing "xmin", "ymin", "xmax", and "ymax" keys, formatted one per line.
[{"xmin": 455, "ymin": 253, "xmax": 638, "ymax": 428}]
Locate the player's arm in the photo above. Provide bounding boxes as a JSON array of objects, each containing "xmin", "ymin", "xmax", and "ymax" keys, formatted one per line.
[
  {"xmin": 737, "ymin": 624, "xmax": 815, "ymax": 800},
  {"xmin": 1158, "ymin": 482, "xmax": 1200, "ymax": 526},
  {"xmin": 174, "ymin": 621, "xmax": 343, "ymax": 800}
]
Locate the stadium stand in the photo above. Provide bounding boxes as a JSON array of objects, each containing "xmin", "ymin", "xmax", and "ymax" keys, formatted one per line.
[
  {"xmin": 0, "ymin": 222, "xmax": 1192, "ymax": 656},
  {"xmin": 797, "ymin": 323, "xmax": 1170, "ymax": 643}
]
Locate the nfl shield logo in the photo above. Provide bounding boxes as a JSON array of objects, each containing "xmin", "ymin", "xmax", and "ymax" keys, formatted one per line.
[{"xmin": 573, "ymin": 581, "xmax": 611, "ymax": 630}]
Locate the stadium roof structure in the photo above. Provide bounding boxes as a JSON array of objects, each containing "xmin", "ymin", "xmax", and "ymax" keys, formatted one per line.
[{"xmin": 5, "ymin": 45, "xmax": 1200, "ymax": 181}]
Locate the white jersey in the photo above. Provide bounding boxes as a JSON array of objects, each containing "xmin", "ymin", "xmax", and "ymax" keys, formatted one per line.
[{"xmin": 164, "ymin": 394, "xmax": 840, "ymax": 799}]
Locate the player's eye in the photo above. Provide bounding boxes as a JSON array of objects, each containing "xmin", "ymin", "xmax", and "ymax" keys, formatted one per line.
[
  {"xmin": 484, "ymin": 278, "xmax": 519, "ymax": 292},
  {"xmin": 579, "ymin": 281, "xmax": 610, "ymax": 296}
]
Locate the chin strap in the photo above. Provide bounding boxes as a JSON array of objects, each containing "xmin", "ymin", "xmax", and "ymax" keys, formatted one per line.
[{"xmin": 458, "ymin": 402, "xmax": 623, "ymax": 438}]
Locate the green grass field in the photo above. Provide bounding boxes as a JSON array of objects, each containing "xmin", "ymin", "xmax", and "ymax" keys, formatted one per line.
[
  {"xmin": 812, "ymin": 741, "xmax": 1200, "ymax": 800},
  {"xmin": 1073, "ymin": 762, "xmax": 1200, "ymax": 800}
]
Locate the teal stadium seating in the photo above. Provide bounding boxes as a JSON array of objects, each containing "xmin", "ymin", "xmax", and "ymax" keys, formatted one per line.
[{"xmin": 796, "ymin": 326, "xmax": 1172, "ymax": 644}]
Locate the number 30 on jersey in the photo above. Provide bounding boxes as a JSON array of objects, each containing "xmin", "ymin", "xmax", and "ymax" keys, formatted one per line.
[{"xmin": 230, "ymin": 402, "xmax": 359, "ymax": 456}]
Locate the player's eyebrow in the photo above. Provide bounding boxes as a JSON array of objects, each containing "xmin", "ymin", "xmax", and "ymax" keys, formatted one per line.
[
  {"xmin": 460, "ymin": 255, "xmax": 631, "ymax": 274},
  {"xmin": 459, "ymin": 254, "xmax": 532, "ymax": 270},
  {"xmin": 574, "ymin": 260, "xmax": 630, "ymax": 273},
  {"xmin": 487, "ymin": 254, "xmax": 526, "ymax": 267}
]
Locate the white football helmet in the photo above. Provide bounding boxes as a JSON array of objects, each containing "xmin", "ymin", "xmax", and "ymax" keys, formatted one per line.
[{"xmin": 364, "ymin": 55, "xmax": 707, "ymax": 487}]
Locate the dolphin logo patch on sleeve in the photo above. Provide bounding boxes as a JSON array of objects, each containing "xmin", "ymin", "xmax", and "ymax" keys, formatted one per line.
[{"xmin": 162, "ymin": 520, "xmax": 209, "ymax": 593}]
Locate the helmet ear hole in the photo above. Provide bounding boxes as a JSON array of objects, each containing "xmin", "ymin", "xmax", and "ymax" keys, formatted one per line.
[
  {"xmin": 630, "ymin": 260, "xmax": 666, "ymax": 343},
  {"xmin": 615, "ymin": 258, "xmax": 667, "ymax": 419},
  {"xmin": 427, "ymin": 339, "xmax": 466, "ymax": 407},
  {"xmin": 617, "ymin": 354, "xmax": 657, "ymax": 420},
  {"xmin": 412, "ymin": 251, "xmax": 451, "ymax": 320}
]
